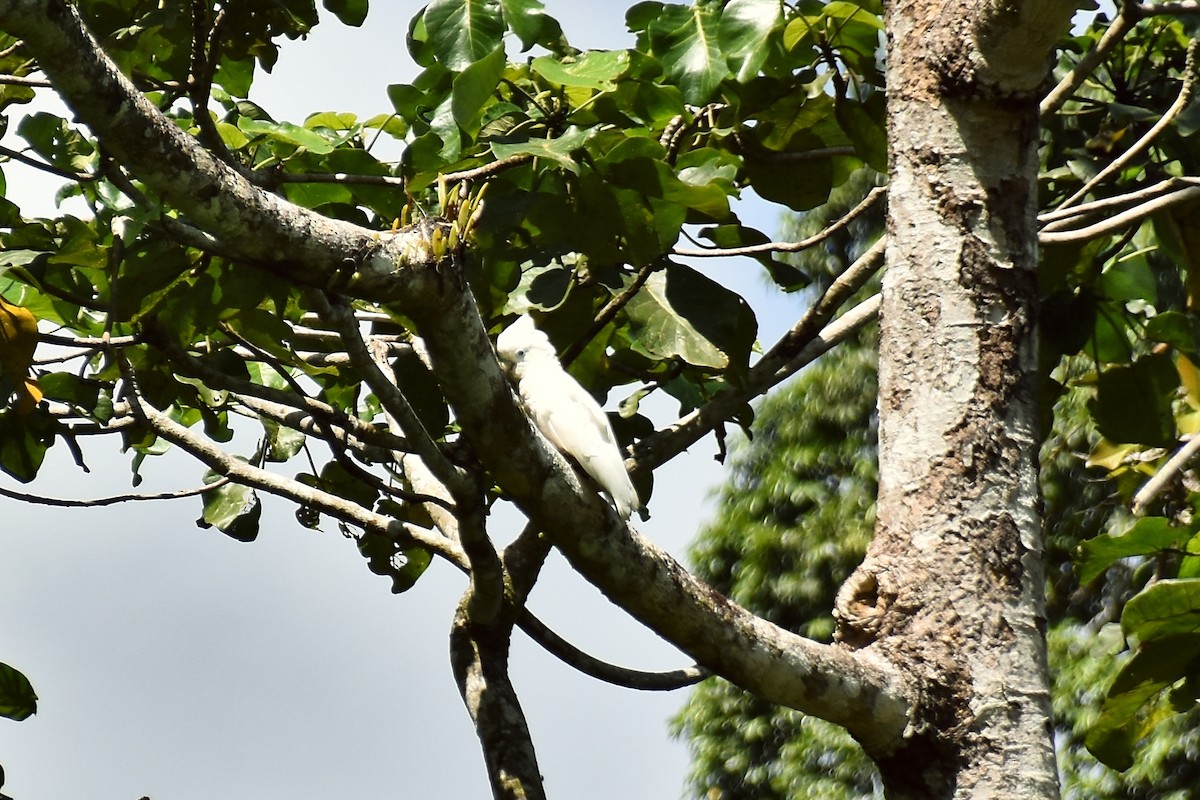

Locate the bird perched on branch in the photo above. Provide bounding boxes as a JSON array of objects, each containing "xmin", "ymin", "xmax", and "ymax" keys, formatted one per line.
[{"xmin": 496, "ymin": 315, "xmax": 641, "ymax": 521}]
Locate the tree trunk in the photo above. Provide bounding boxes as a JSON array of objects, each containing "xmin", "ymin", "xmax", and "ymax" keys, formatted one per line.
[{"xmin": 834, "ymin": 2, "xmax": 1075, "ymax": 797}]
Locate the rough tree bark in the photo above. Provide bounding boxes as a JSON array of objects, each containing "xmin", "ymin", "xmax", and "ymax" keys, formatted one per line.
[{"xmin": 831, "ymin": 1, "xmax": 1076, "ymax": 797}]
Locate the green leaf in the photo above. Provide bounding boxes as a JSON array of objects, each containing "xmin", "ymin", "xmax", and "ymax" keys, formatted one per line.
[
  {"xmin": 1086, "ymin": 634, "xmax": 1200, "ymax": 771},
  {"xmin": 531, "ymin": 50, "xmax": 630, "ymax": 90},
  {"xmin": 260, "ymin": 416, "xmax": 307, "ymax": 462},
  {"xmin": 0, "ymin": 409, "xmax": 49, "ymax": 483},
  {"xmin": 743, "ymin": 150, "xmax": 836, "ymax": 211},
  {"xmin": 238, "ymin": 118, "xmax": 339, "ymax": 154},
  {"xmin": 299, "ymin": 460, "xmax": 380, "ymax": 508},
  {"xmin": 390, "ymin": 542, "xmax": 434, "ymax": 592},
  {"xmin": 1123, "ymin": 579, "xmax": 1200, "ymax": 643},
  {"xmin": 1146, "ymin": 310, "xmax": 1200, "ymax": 356},
  {"xmin": 624, "ymin": 261, "xmax": 756, "ymax": 376},
  {"xmin": 491, "ymin": 126, "xmax": 588, "ymax": 173},
  {"xmin": 1097, "ymin": 254, "xmax": 1157, "ymax": 305},
  {"xmin": 17, "ymin": 112, "xmax": 95, "ymax": 173},
  {"xmin": 323, "ymin": 0, "xmax": 368, "ymax": 26},
  {"xmin": 389, "ymin": 346, "xmax": 450, "ymax": 435},
  {"xmin": 1089, "ymin": 352, "xmax": 1180, "ymax": 448},
  {"xmin": 0, "ymin": 662, "xmax": 37, "ymax": 721},
  {"xmin": 839, "ymin": 94, "xmax": 887, "ymax": 173},
  {"xmin": 357, "ymin": 514, "xmax": 434, "ymax": 593},
  {"xmin": 499, "ymin": 0, "xmax": 565, "ymax": 52},
  {"xmin": 719, "ymin": 0, "xmax": 782, "ymax": 82},
  {"xmin": 1079, "ymin": 517, "xmax": 1194, "ymax": 585},
  {"xmin": 451, "ymin": 45, "xmax": 506, "ymax": 134},
  {"xmin": 422, "ymin": 0, "xmax": 505, "ymax": 71},
  {"xmin": 600, "ymin": 139, "xmax": 730, "ymax": 220},
  {"xmin": 646, "ymin": 1, "xmax": 729, "ymax": 103},
  {"xmin": 197, "ymin": 472, "xmax": 261, "ymax": 542}
]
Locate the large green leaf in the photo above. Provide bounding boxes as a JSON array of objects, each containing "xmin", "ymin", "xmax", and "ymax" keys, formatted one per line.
[
  {"xmin": 238, "ymin": 118, "xmax": 340, "ymax": 155},
  {"xmin": 1089, "ymin": 352, "xmax": 1180, "ymax": 448},
  {"xmin": 499, "ymin": 0, "xmax": 565, "ymax": 52},
  {"xmin": 624, "ymin": 262, "xmax": 756, "ymax": 377},
  {"xmin": 451, "ymin": 45, "xmax": 506, "ymax": 134},
  {"xmin": 0, "ymin": 409, "xmax": 49, "ymax": 483},
  {"xmin": 719, "ymin": 0, "xmax": 782, "ymax": 82},
  {"xmin": 1079, "ymin": 517, "xmax": 1196, "ymax": 585},
  {"xmin": 1123, "ymin": 579, "xmax": 1200, "ymax": 643},
  {"xmin": 358, "ymin": 508, "xmax": 435, "ymax": 594},
  {"xmin": 644, "ymin": 1, "xmax": 730, "ymax": 103},
  {"xmin": 1145, "ymin": 310, "xmax": 1200, "ymax": 357},
  {"xmin": 1086, "ymin": 634, "xmax": 1200, "ymax": 771},
  {"xmin": 532, "ymin": 50, "xmax": 630, "ymax": 91},
  {"xmin": 0, "ymin": 662, "xmax": 36, "ymax": 721},
  {"xmin": 422, "ymin": 0, "xmax": 505, "ymax": 71},
  {"xmin": 323, "ymin": 0, "xmax": 368, "ymax": 26},
  {"xmin": 197, "ymin": 470, "xmax": 262, "ymax": 543},
  {"xmin": 17, "ymin": 112, "xmax": 95, "ymax": 173},
  {"xmin": 491, "ymin": 126, "xmax": 588, "ymax": 173}
]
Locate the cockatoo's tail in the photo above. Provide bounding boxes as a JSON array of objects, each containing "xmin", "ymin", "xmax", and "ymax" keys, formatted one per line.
[{"xmin": 496, "ymin": 315, "xmax": 640, "ymax": 520}]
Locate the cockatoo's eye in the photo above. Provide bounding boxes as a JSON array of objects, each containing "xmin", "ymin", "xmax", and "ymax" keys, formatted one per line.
[{"xmin": 516, "ymin": 348, "xmax": 527, "ymax": 358}]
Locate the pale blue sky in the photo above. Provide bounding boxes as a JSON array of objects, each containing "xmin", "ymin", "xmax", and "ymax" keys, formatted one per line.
[{"xmin": 0, "ymin": 4, "xmax": 802, "ymax": 800}]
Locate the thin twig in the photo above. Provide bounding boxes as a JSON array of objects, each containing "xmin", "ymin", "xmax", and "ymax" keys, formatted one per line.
[
  {"xmin": 515, "ymin": 610, "xmax": 710, "ymax": 691},
  {"xmin": 1039, "ymin": 184, "xmax": 1200, "ymax": 244},
  {"xmin": 144, "ymin": 324, "xmax": 413, "ymax": 458},
  {"xmin": 0, "ymin": 476, "xmax": 230, "ymax": 507},
  {"xmin": 0, "ymin": 143, "xmax": 93, "ymax": 182},
  {"xmin": 38, "ymin": 332, "xmax": 140, "ymax": 348},
  {"xmin": 441, "ymin": 153, "xmax": 533, "ymax": 183},
  {"xmin": 0, "ymin": 73, "xmax": 49, "ymax": 87},
  {"xmin": 673, "ymin": 186, "xmax": 886, "ymax": 258},
  {"xmin": 1038, "ymin": 176, "xmax": 1200, "ymax": 229},
  {"xmin": 219, "ymin": 320, "xmax": 447, "ymax": 509}
]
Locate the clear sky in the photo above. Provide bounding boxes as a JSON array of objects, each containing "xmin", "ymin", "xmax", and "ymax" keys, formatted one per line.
[{"xmin": 0, "ymin": 4, "xmax": 803, "ymax": 800}]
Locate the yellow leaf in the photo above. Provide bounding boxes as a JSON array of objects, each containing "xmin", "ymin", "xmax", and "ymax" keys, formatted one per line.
[
  {"xmin": 1179, "ymin": 354, "xmax": 1200, "ymax": 407},
  {"xmin": 0, "ymin": 296, "xmax": 42, "ymax": 414}
]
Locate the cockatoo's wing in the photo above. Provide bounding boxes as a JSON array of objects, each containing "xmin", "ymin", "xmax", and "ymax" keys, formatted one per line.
[
  {"xmin": 518, "ymin": 366, "xmax": 640, "ymax": 520},
  {"xmin": 495, "ymin": 315, "xmax": 641, "ymax": 520}
]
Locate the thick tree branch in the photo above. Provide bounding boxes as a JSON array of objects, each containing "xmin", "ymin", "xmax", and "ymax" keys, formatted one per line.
[
  {"xmin": 450, "ymin": 604, "xmax": 546, "ymax": 800},
  {"xmin": 971, "ymin": 0, "xmax": 1082, "ymax": 91},
  {"xmin": 1040, "ymin": 2, "xmax": 1136, "ymax": 120},
  {"xmin": 0, "ymin": 0, "xmax": 438, "ymax": 301}
]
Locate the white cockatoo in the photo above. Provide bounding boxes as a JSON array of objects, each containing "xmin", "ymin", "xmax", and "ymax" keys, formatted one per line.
[{"xmin": 496, "ymin": 315, "xmax": 641, "ymax": 520}]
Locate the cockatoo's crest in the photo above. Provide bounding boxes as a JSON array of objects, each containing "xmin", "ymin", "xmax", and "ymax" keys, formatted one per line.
[{"xmin": 495, "ymin": 315, "xmax": 641, "ymax": 520}]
